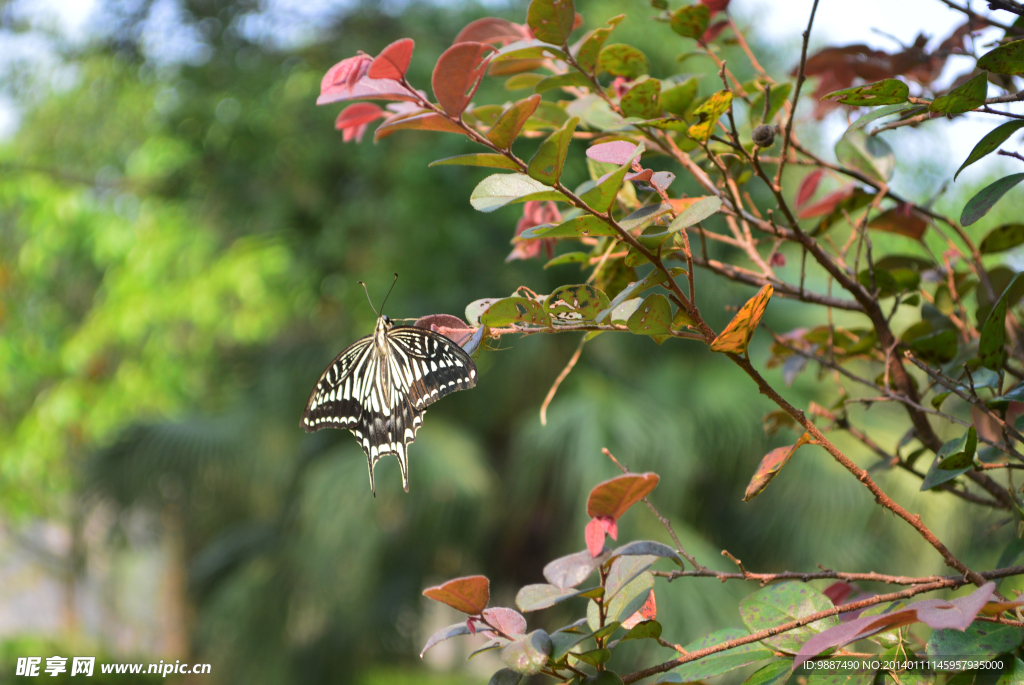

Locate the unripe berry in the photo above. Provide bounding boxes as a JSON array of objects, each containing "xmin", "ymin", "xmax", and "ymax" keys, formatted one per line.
[{"xmin": 752, "ymin": 124, "xmax": 777, "ymax": 148}]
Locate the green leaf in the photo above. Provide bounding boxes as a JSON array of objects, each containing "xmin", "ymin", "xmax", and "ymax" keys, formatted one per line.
[
  {"xmin": 962, "ymin": 173, "xmax": 1024, "ymax": 226},
  {"xmin": 527, "ymin": 0, "xmax": 575, "ymax": 45},
  {"xmin": 670, "ymin": 4, "xmax": 710, "ymax": 40},
  {"xmin": 516, "ymin": 583, "xmax": 592, "ymax": 611},
  {"xmin": 621, "ymin": 79, "xmax": 663, "ymax": 119},
  {"xmin": 989, "ymin": 380, "xmax": 1024, "ymax": 410},
  {"xmin": 429, "ymin": 153, "xmax": 521, "ymax": 170},
  {"xmin": 742, "ymin": 661, "xmax": 792, "ymax": 685},
  {"xmin": 525, "ymin": 101, "xmax": 571, "ymax": 131},
  {"xmin": 807, "ymin": 670, "xmax": 875, "ymax": 685},
  {"xmin": 500, "ymin": 630, "xmax": 553, "ymax": 675},
  {"xmin": 580, "ymin": 142, "xmax": 645, "ymax": 212},
  {"xmin": 835, "ymin": 129, "xmax": 895, "ymax": 183},
  {"xmin": 688, "ymin": 90, "xmax": 733, "ymax": 143},
  {"xmin": 750, "ymin": 83, "xmax": 793, "ymax": 126},
  {"xmin": 847, "ymin": 103, "xmax": 921, "ymax": 133},
  {"xmin": 481, "ymin": 297, "xmax": 552, "ymax": 327},
  {"xmin": 981, "ymin": 273, "xmax": 1023, "ymax": 370},
  {"xmin": 609, "ymin": 540, "xmax": 684, "ymax": 567},
  {"xmin": 597, "ymin": 44, "xmax": 649, "ymax": 78},
  {"xmin": 620, "ymin": 620, "xmax": 662, "ymax": 642},
  {"xmin": 573, "ymin": 648, "xmax": 612, "ymax": 666},
  {"xmin": 470, "ymin": 173, "xmax": 564, "ymax": 212},
  {"xmin": 488, "ymin": 668, "xmax": 523, "ymax": 685},
  {"xmin": 655, "ymin": 628, "xmax": 774, "ymax": 683},
  {"xmin": 520, "ymin": 215, "xmax": 618, "ymax": 239},
  {"xmin": 605, "ymin": 554, "xmax": 658, "ymax": 601},
  {"xmin": 575, "ymin": 15, "xmax": 625, "ymax": 74},
  {"xmin": 920, "ymin": 427, "xmax": 978, "ymax": 491},
  {"xmin": 544, "ymin": 284, "xmax": 611, "ymax": 323},
  {"xmin": 930, "ymin": 73, "xmax": 988, "ymax": 114},
  {"xmin": 528, "ymin": 116, "xmax": 579, "ymax": 184},
  {"xmin": 740, "ymin": 583, "xmax": 840, "ymax": 653},
  {"xmin": 955, "ymin": 121, "xmax": 1024, "ymax": 180},
  {"xmin": 505, "ymin": 73, "xmax": 546, "ymax": 91},
  {"xmin": 544, "ymin": 251, "xmax": 589, "ymax": 268},
  {"xmin": 978, "ymin": 39, "xmax": 1024, "ymax": 75},
  {"xmin": 535, "ymin": 72, "xmax": 593, "ymax": 93},
  {"xmin": 620, "ymin": 203, "xmax": 673, "ymax": 231},
  {"xmin": 903, "ymin": 328, "xmax": 958, "ymax": 365},
  {"xmin": 668, "ymin": 196, "xmax": 722, "ymax": 231},
  {"xmin": 627, "ymin": 294, "xmax": 674, "ymax": 343},
  {"xmin": 661, "ymin": 77, "xmax": 699, "ymax": 116},
  {"xmin": 981, "ymin": 224, "xmax": 1024, "ymax": 254},
  {"xmin": 710, "ymin": 284, "xmax": 773, "ymax": 354},
  {"xmin": 492, "ymin": 39, "xmax": 568, "ymax": 64},
  {"xmin": 603, "ymin": 571, "xmax": 655, "ymax": 624},
  {"xmin": 824, "ymin": 79, "xmax": 909, "ymax": 106},
  {"xmin": 926, "ymin": 622, "xmax": 1024, "ymax": 661}
]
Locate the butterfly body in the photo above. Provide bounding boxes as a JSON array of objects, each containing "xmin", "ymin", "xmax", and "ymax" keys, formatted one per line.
[{"xmin": 302, "ymin": 314, "xmax": 477, "ymax": 494}]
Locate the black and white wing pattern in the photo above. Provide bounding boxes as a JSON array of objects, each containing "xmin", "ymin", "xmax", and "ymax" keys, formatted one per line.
[{"xmin": 301, "ymin": 316, "xmax": 477, "ymax": 494}]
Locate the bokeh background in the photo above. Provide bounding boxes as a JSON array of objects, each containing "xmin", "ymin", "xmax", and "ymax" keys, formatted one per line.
[{"xmin": 0, "ymin": 0, "xmax": 1019, "ymax": 683}]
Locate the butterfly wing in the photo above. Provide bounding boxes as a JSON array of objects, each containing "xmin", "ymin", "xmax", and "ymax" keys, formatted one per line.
[
  {"xmin": 386, "ymin": 326, "xmax": 478, "ymax": 410},
  {"xmin": 301, "ymin": 335, "xmax": 374, "ymax": 435}
]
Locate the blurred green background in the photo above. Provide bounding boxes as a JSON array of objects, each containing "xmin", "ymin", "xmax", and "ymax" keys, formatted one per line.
[{"xmin": 0, "ymin": 0, "xmax": 1012, "ymax": 683}]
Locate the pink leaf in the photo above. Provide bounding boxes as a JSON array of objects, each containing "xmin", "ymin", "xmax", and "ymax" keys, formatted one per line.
[
  {"xmin": 823, "ymin": 582, "xmax": 856, "ymax": 606},
  {"xmin": 585, "ymin": 517, "xmax": 606, "ymax": 557},
  {"xmin": 587, "ymin": 141, "xmax": 641, "ymax": 165},
  {"xmin": 701, "ymin": 0, "xmax": 731, "ymax": 13},
  {"xmin": 368, "ymin": 38, "xmax": 415, "ymax": 80},
  {"xmin": 454, "ymin": 17, "xmax": 529, "ymax": 45},
  {"xmin": 702, "ymin": 20, "xmax": 730, "ymax": 43},
  {"xmin": 335, "ymin": 103, "xmax": 387, "ymax": 143},
  {"xmin": 797, "ymin": 185, "xmax": 855, "ymax": 219},
  {"xmin": 432, "ymin": 42, "xmax": 496, "ymax": 117},
  {"xmin": 482, "ymin": 607, "xmax": 528, "ymax": 637},
  {"xmin": 796, "ymin": 169, "xmax": 825, "ymax": 208}
]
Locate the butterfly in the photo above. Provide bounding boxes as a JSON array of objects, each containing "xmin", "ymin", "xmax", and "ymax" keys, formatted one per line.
[{"xmin": 301, "ymin": 277, "xmax": 477, "ymax": 494}]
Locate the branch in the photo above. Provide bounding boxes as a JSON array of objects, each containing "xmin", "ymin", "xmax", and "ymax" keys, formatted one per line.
[
  {"xmin": 773, "ymin": 0, "xmax": 821, "ymax": 190},
  {"xmin": 655, "ymin": 563, "xmax": 1024, "ymax": 586}
]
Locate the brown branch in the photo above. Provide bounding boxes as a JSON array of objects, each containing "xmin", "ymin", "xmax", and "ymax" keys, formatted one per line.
[
  {"xmin": 655, "ymin": 563, "xmax": 1024, "ymax": 586},
  {"xmin": 774, "ymin": 0, "xmax": 821, "ymax": 191}
]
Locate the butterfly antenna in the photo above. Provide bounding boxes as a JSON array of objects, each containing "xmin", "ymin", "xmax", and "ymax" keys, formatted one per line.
[
  {"xmin": 357, "ymin": 280, "xmax": 379, "ymax": 316},
  {"xmin": 380, "ymin": 273, "xmax": 399, "ymax": 315}
]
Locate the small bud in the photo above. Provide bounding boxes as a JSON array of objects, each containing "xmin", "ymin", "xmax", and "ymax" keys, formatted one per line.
[{"xmin": 752, "ymin": 124, "xmax": 777, "ymax": 148}]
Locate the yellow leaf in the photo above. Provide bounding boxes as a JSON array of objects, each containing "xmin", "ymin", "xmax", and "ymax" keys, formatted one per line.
[
  {"xmin": 687, "ymin": 90, "xmax": 733, "ymax": 143},
  {"xmin": 710, "ymin": 284, "xmax": 773, "ymax": 354}
]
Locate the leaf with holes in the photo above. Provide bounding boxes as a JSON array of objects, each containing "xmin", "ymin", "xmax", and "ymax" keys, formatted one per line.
[
  {"xmin": 835, "ymin": 129, "xmax": 895, "ymax": 183},
  {"xmin": 487, "ymin": 95, "xmax": 542, "ymax": 149},
  {"xmin": 433, "ymin": 42, "xmax": 496, "ymax": 117},
  {"xmin": 528, "ymin": 117, "xmax": 578, "ymax": 184},
  {"xmin": 544, "ymin": 284, "xmax": 610, "ymax": 323},
  {"xmin": 670, "ymin": 4, "xmax": 710, "ymax": 39},
  {"xmin": 688, "ymin": 90, "xmax": 733, "ymax": 143},
  {"xmin": 978, "ymin": 39, "xmax": 1024, "ymax": 75},
  {"xmin": 587, "ymin": 473, "xmax": 660, "ymax": 520},
  {"xmin": 621, "ymin": 79, "xmax": 662, "ymax": 119},
  {"xmin": 740, "ymin": 583, "xmax": 840, "ymax": 654},
  {"xmin": 744, "ymin": 433, "xmax": 811, "ymax": 502},
  {"xmin": 481, "ymin": 297, "xmax": 552, "ymax": 327},
  {"xmin": 710, "ymin": 284, "xmax": 773, "ymax": 354},
  {"xmin": 962, "ymin": 173, "xmax": 1024, "ymax": 226},
  {"xmin": 930, "ymin": 73, "xmax": 988, "ymax": 114},
  {"xmin": 981, "ymin": 274, "xmax": 1023, "ymax": 371},
  {"xmin": 470, "ymin": 173, "xmax": 564, "ymax": 212},
  {"xmin": 527, "ymin": 0, "xmax": 575, "ymax": 45},
  {"xmin": 575, "ymin": 15, "xmax": 625, "ymax": 73},
  {"xmin": 823, "ymin": 79, "xmax": 909, "ymax": 106},
  {"xmin": 655, "ymin": 629, "xmax": 774, "ymax": 683},
  {"xmin": 423, "ymin": 575, "xmax": 490, "ymax": 614},
  {"xmin": 368, "ymin": 38, "xmax": 415, "ymax": 80},
  {"xmin": 597, "ymin": 44, "xmax": 649, "ymax": 78},
  {"xmin": 628, "ymin": 294, "xmax": 674, "ymax": 343}
]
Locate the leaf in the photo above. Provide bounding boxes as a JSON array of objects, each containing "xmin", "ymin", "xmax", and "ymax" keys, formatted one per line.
[
  {"xmin": 666, "ymin": 196, "xmax": 722, "ymax": 232},
  {"xmin": 528, "ymin": 117, "xmax": 578, "ymax": 184},
  {"xmin": 620, "ymin": 203, "xmax": 673, "ymax": 231},
  {"xmin": 482, "ymin": 607, "xmax": 529, "ymax": 637},
  {"xmin": 921, "ymin": 427, "xmax": 977, "ymax": 491},
  {"xmin": 743, "ymin": 661, "xmax": 792, "ymax": 685},
  {"xmin": 470, "ymin": 173, "xmax": 564, "ymax": 212},
  {"xmin": 619, "ymin": 619, "xmax": 662, "ymax": 642},
  {"xmin": 621, "ymin": 79, "xmax": 663, "ymax": 119},
  {"xmin": 661, "ymin": 77, "xmax": 699, "ymax": 116},
  {"xmin": 903, "ymin": 328, "xmax": 957, "ymax": 365},
  {"xmin": 597, "ymin": 44, "xmax": 649, "ymax": 78},
  {"xmin": 589, "ymin": 571, "xmax": 655, "ymax": 627},
  {"xmin": 793, "ymin": 582, "xmax": 998, "ymax": 670},
  {"xmin": 750, "ymin": 83, "xmax": 793, "ymax": 126},
  {"xmin": 317, "ymin": 74, "xmax": 419, "ymax": 106},
  {"xmin": 670, "ymin": 4, "xmax": 711, "ymax": 40},
  {"xmin": 981, "ymin": 274, "xmax": 1023, "ymax": 371},
  {"xmin": 824, "ymin": 79, "xmax": 909, "ymax": 106},
  {"xmin": 420, "ymin": 622, "xmax": 472, "ymax": 657},
  {"xmin": 835, "ymin": 129, "xmax": 895, "ymax": 183},
  {"xmin": 609, "ymin": 540, "xmax": 684, "ymax": 567},
  {"xmin": 962, "ymin": 173, "xmax": 1024, "ymax": 226},
  {"xmin": 978, "ymin": 39, "xmax": 1024, "ymax": 75},
  {"xmin": 587, "ymin": 473, "xmax": 660, "ymax": 520},
  {"xmin": 927, "ymin": 621, "xmax": 1024, "ymax": 661},
  {"xmin": 544, "ymin": 284, "xmax": 610, "ymax": 323},
  {"xmin": 535, "ymin": 71, "xmax": 592, "ymax": 93},
  {"xmin": 520, "ymin": 215, "xmax": 618, "ymax": 239},
  {"xmin": 867, "ymin": 204, "xmax": 929, "ymax": 240},
  {"xmin": 656, "ymin": 628, "xmax": 774, "ymax": 683},
  {"xmin": 710, "ymin": 284, "xmax": 773, "ymax": 355},
  {"xmin": 544, "ymin": 252, "xmax": 588, "ymax": 268},
  {"xmin": 574, "ymin": 14, "xmax": 625, "ymax": 74},
  {"xmin": 688, "ymin": 90, "xmax": 733, "ymax": 143},
  {"xmin": 587, "ymin": 141, "xmax": 640, "ymax": 165},
  {"xmin": 526, "ymin": 0, "xmax": 575, "ymax": 45},
  {"xmin": 491, "ymin": 39, "xmax": 567, "ymax": 64},
  {"xmin": 423, "ymin": 575, "xmax": 490, "ymax": 614},
  {"xmin": 605, "ymin": 555, "xmax": 658, "ymax": 601},
  {"xmin": 429, "ymin": 153, "xmax": 520, "ymax": 170},
  {"xmin": 981, "ymin": 224, "xmax": 1024, "ymax": 254},
  {"xmin": 488, "ymin": 669, "xmax": 523, "ymax": 685},
  {"xmin": 961, "ymin": 122, "xmax": 1024, "ymax": 183},
  {"xmin": 744, "ymin": 433, "xmax": 811, "ymax": 502},
  {"xmin": 930, "ymin": 72, "xmax": 988, "ymax": 114},
  {"xmin": 628, "ymin": 294, "xmax": 674, "ymax": 343},
  {"xmin": 487, "ymin": 95, "xmax": 542, "ymax": 148},
  {"xmin": 432, "ymin": 42, "xmax": 496, "ymax": 117},
  {"xmin": 581, "ymin": 143, "xmax": 645, "ymax": 213},
  {"xmin": 740, "ymin": 583, "xmax": 840, "ymax": 654},
  {"xmin": 481, "ymin": 297, "xmax": 552, "ymax": 327},
  {"xmin": 572, "ymin": 648, "xmax": 612, "ymax": 666},
  {"xmin": 544, "ymin": 549, "xmax": 609, "ymax": 590},
  {"xmin": 501, "ymin": 630, "xmax": 553, "ymax": 675},
  {"xmin": 847, "ymin": 103, "xmax": 920, "ymax": 133},
  {"xmin": 368, "ymin": 38, "xmax": 415, "ymax": 80},
  {"xmin": 505, "ymin": 73, "xmax": 545, "ymax": 90},
  {"xmin": 374, "ymin": 112, "xmax": 470, "ymax": 141},
  {"xmin": 796, "ymin": 170, "xmax": 825, "ymax": 207},
  {"xmin": 516, "ymin": 583, "xmax": 592, "ymax": 611}
]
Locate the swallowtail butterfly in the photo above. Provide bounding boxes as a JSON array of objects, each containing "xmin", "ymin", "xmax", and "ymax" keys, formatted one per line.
[{"xmin": 301, "ymin": 277, "xmax": 477, "ymax": 494}]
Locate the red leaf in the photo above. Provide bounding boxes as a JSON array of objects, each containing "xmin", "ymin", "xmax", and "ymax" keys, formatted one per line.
[
  {"xmin": 432, "ymin": 42, "xmax": 496, "ymax": 117},
  {"xmin": 508, "ymin": 200, "xmax": 560, "ymax": 262},
  {"xmin": 334, "ymin": 103, "xmax": 387, "ymax": 143},
  {"xmin": 587, "ymin": 141, "xmax": 641, "ymax": 165},
  {"xmin": 368, "ymin": 38, "xmax": 415, "ymax": 80},
  {"xmin": 317, "ymin": 76, "xmax": 419, "ymax": 106},
  {"xmin": 586, "ymin": 473, "xmax": 660, "ymax": 521},
  {"xmin": 481, "ymin": 607, "xmax": 528, "ymax": 637},
  {"xmin": 467, "ymin": 617, "xmax": 477, "ymax": 634},
  {"xmin": 373, "ymin": 112, "xmax": 469, "ymax": 141},
  {"xmin": 702, "ymin": 19, "xmax": 730, "ymax": 43},
  {"xmin": 823, "ymin": 581, "xmax": 857, "ymax": 606},
  {"xmin": 622, "ymin": 590, "xmax": 657, "ymax": 629},
  {"xmin": 867, "ymin": 203, "xmax": 929, "ymax": 241},
  {"xmin": 796, "ymin": 169, "xmax": 825, "ymax": 208},
  {"xmin": 797, "ymin": 185, "xmax": 856, "ymax": 219},
  {"xmin": 701, "ymin": 0, "xmax": 730, "ymax": 13},
  {"xmin": 454, "ymin": 17, "xmax": 528, "ymax": 46},
  {"xmin": 423, "ymin": 575, "xmax": 491, "ymax": 614},
  {"xmin": 321, "ymin": 53, "xmax": 371, "ymax": 96},
  {"xmin": 414, "ymin": 314, "xmax": 477, "ymax": 347},
  {"xmin": 585, "ymin": 517, "xmax": 606, "ymax": 557}
]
